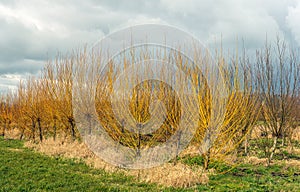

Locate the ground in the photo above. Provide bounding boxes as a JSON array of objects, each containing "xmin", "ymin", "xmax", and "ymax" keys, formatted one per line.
[{"xmin": 1, "ymin": 136, "xmax": 299, "ymax": 191}]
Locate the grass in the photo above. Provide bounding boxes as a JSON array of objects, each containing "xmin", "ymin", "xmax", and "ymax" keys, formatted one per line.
[
  {"xmin": 249, "ymin": 138, "xmax": 300, "ymax": 160},
  {"xmin": 180, "ymin": 153, "xmax": 300, "ymax": 191},
  {"xmin": 0, "ymin": 137, "xmax": 171, "ymax": 192},
  {"xmin": 180, "ymin": 149, "xmax": 300, "ymax": 191},
  {"xmin": 1, "ymin": 136, "xmax": 300, "ymax": 191},
  {"xmin": 196, "ymin": 163, "xmax": 300, "ymax": 191}
]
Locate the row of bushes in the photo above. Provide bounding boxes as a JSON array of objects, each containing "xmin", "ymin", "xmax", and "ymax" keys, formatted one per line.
[{"xmin": 0, "ymin": 38, "xmax": 299, "ymax": 168}]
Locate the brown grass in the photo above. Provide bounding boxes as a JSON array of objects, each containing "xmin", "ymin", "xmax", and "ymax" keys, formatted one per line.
[
  {"xmin": 24, "ymin": 138, "xmax": 94, "ymax": 159},
  {"xmin": 244, "ymin": 156, "xmax": 268, "ymax": 166},
  {"xmin": 282, "ymin": 159, "xmax": 300, "ymax": 168},
  {"xmin": 129, "ymin": 163, "xmax": 208, "ymax": 188},
  {"xmin": 24, "ymin": 137, "xmax": 209, "ymax": 188},
  {"xmin": 243, "ymin": 156, "xmax": 300, "ymax": 168},
  {"xmin": 292, "ymin": 127, "xmax": 300, "ymax": 141},
  {"xmin": 3, "ymin": 128, "xmax": 21, "ymax": 140},
  {"xmin": 5, "ymin": 127, "xmax": 300, "ymax": 187}
]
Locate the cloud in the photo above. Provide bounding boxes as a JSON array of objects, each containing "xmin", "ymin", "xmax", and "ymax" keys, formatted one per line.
[
  {"xmin": 92, "ymin": 0, "xmax": 299, "ymax": 49},
  {"xmin": 0, "ymin": 0, "xmax": 299, "ymax": 94},
  {"xmin": 0, "ymin": 74, "xmax": 25, "ymax": 94},
  {"xmin": 286, "ymin": 1, "xmax": 300, "ymax": 45}
]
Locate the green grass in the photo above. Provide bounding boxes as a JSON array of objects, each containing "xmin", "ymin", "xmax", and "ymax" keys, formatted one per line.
[
  {"xmin": 249, "ymin": 138, "xmax": 300, "ymax": 160},
  {"xmin": 181, "ymin": 155, "xmax": 300, "ymax": 191},
  {"xmin": 198, "ymin": 163, "xmax": 300, "ymax": 191},
  {"xmin": 1, "ymin": 136, "xmax": 300, "ymax": 191},
  {"xmin": 0, "ymin": 137, "xmax": 172, "ymax": 192}
]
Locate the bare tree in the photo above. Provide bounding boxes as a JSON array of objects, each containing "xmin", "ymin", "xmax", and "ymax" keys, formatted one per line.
[{"xmin": 256, "ymin": 37, "xmax": 300, "ymax": 165}]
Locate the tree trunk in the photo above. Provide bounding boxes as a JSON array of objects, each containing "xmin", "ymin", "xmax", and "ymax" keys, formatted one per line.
[
  {"xmin": 19, "ymin": 128, "xmax": 25, "ymax": 140},
  {"xmin": 53, "ymin": 118, "xmax": 57, "ymax": 141},
  {"xmin": 281, "ymin": 135, "xmax": 285, "ymax": 147},
  {"xmin": 268, "ymin": 136, "xmax": 278, "ymax": 165},
  {"xmin": 71, "ymin": 126, "xmax": 75, "ymax": 141},
  {"xmin": 244, "ymin": 137, "xmax": 248, "ymax": 156},
  {"xmin": 68, "ymin": 117, "xmax": 76, "ymax": 141},
  {"xmin": 37, "ymin": 117, "xmax": 43, "ymax": 142},
  {"xmin": 31, "ymin": 118, "xmax": 36, "ymax": 141},
  {"xmin": 136, "ymin": 123, "xmax": 142, "ymax": 157},
  {"xmin": 203, "ymin": 149, "xmax": 211, "ymax": 170},
  {"xmin": 174, "ymin": 130, "xmax": 182, "ymax": 165},
  {"xmin": 86, "ymin": 114, "xmax": 92, "ymax": 135},
  {"xmin": 1, "ymin": 122, "xmax": 6, "ymax": 137}
]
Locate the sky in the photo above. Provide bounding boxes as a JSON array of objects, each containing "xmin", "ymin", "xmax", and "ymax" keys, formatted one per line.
[{"xmin": 0, "ymin": 0, "xmax": 300, "ymax": 94}]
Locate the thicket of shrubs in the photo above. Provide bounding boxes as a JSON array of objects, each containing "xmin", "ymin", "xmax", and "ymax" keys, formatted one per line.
[{"xmin": 0, "ymin": 38, "xmax": 299, "ymax": 169}]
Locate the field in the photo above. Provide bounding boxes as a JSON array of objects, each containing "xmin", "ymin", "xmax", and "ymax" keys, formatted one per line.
[
  {"xmin": 1, "ymin": 135, "xmax": 299, "ymax": 191},
  {"xmin": 0, "ymin": 39, "xmax": 299, "ymax": 191}
]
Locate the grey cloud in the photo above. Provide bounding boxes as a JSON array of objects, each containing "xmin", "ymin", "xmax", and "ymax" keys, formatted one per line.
[
  {"xmin": 0, "ymin": 73, "xmax": 25, "ymax": 94},
  {"xmin": 0, "ymin": 0, "xmax": 299, "ymax": 94},
  {"xmin": 286, "ymin": 2, "xmax": 300, "ymax": 45},
  {"xmin": 0, "ymin": 59, "xmax": 44, "ymax": 75}
]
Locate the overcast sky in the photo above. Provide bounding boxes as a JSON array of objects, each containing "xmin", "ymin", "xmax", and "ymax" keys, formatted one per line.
[{"xmin": 0, "ymin": 0, "xmax": 300, "ymax": 94}]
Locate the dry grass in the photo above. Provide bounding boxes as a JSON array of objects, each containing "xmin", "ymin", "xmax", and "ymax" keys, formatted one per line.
[
  {"xmin": 129, "ymin": 163, "xmax": 208, "ymax": 188},
  {"xmin": 246, "ymin": 145, "xmax": 300, "ymax": 168},
  {"xmin": 179, "ymin": 145, "xmax": 200, "ymax": 157},
  {"xmin": 24, "ymin": 138, "xmax": 94, "ymax": 159},
  {"xmin": 3, "ymin": 128, "xmax": 21, "ymax": 140},
  {"xmin": 5, "ymin": 127, "xmax": 300, "ymax": 187},
  {"xmin": 282, "ymin": 159, "xmax": 300, "ymax": 167},
  {"xmin": 292, "ymin": 127, "xmax": 300, "ymax": 141},
  {"xmin": 243, "ymin": 156, "xmax": 300, "ymax": 168},
  {"xmin": 244, "ymin": 156, "xmax": 268, "ymax": 166},
  {"xmin": 24, "ymin": 137, "xmax": 209, "ymax": 188}
]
